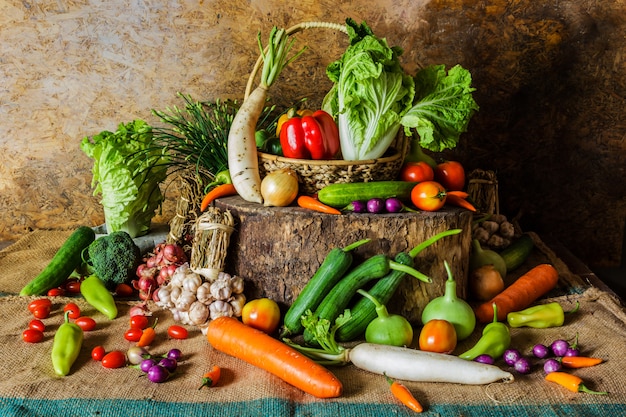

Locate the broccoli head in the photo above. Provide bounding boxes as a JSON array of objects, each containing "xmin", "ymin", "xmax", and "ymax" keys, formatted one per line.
[{"xmin": 86, "ymin": 231, "xmax": 141, "ymax": 291}]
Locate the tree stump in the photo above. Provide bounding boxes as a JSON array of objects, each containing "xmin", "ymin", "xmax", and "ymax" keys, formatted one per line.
[{"xmin": 215, "ymin": 196, "xmax": 473, "ymax": 324}]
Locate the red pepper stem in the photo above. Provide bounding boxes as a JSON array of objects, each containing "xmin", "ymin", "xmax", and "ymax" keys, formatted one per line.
[{"xmin": 579, "ymin": 384, "xmax": 608, "ymax": 395}]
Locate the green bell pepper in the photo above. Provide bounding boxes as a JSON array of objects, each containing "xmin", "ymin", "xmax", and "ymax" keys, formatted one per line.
[
  {"xmin": 51, "ymin": 311, "xmax": 84, "ymax": 377},
  {"xmin": 80, "ymin": 274, "xmax": 118, "ymax": 319},
  {"xmin": 459, "ymin": 303, "xmax": 510, "ymax": 360},
  {"xmin": 507, "ymin": 301, "xmax": 580, "ymax": 328}
]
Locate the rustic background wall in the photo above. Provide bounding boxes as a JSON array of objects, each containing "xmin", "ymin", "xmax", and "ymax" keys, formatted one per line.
[{"xmin": 1, "ymin": 0, "xmax": 624, "ymax": 274}]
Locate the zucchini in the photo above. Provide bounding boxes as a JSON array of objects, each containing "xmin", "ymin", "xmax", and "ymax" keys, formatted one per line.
[
  {"xmin": 317, "ymin": 181, "xmax": 418, "ymax": 208},
  {"xmin": 20, "ymin": 226, "xmax": 96, "ymax": 296},
  {"xmin": 280, "ymin": 238, "xmax": 371, "ymax": 337},
  {"xmin": 303, "ymin": 254, "xmax": 428, "ymax": 345},
  {"xmin": 499, "ymin": 233, "xmax": 534, "ymax": 272},
  {"xmin": 336, "ymin": 251, "xmax": 414, "ymax": 342}
]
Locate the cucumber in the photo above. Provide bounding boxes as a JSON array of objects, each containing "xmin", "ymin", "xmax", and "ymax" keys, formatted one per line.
[
  {"xmin": 20, "ymin": 226, "xmax": 96, "ymax": 296},
  {"xmin": 280, "ymin": 238, "xmax": 371, "ymax": 337},
  {"xmin": 336, "ymin": 251, "xmax": 414, "ymax": 342},
  {"xmin": 317, "ymin": 181, "xmax": 418, "ymax": 208},
  {"xmin": 499, "ymin": 233, "xmax": 534, "ymax": 272}
]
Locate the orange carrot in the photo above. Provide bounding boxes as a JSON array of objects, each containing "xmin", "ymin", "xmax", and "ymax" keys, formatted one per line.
[
  {"xmin": 386, "ymin": 374, "xmax": 423, "ymax": 412},
  {"xmin": 445, "ymin": 193, "xmax": 476, "ymax": 212},
  {"xmin": 561, "ymin": 356, "xmax": 604, "ymax": 369},
  {"xmin": 200, "ymin": 183, "xmax": 237, "ymax": 211},
  {"xmin": 206, "ymin": 316, "xmax": 343, "ymax": 398},
  {"xmin": 474, "ymin": 264, "xmax": 559, "ymax": 323},
  {"xmin": 297, "ymin": 195, "xmax": 342, "ymax": 215}
]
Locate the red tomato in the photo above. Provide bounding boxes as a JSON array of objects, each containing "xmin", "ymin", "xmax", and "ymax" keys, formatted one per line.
[
  {"xmin": 101, "ymin": 350, "xmax": 126, "ymax": 369},
  {"xmin": 32, "ymin": 306, "xmax": 51, "ymax": 319},
  {"xmin": 411, "ymin": 181, "xmax": 447, "ymax": 211},
  {"xmin": 47, "ymin": 287, "xmax": 65, "ymax": 297},
  {"xmin": 63, "ymin": 302, "xmax": 81, "ymax": 319},
  {"xmin": 28, "ymin": 319, "xmax": 45, "ymax": 332},
  {"xmin": 124, "ymin": 328, "xmax": 143, "ymax": 342},
  {"xmin": 28, "ymin": 298, "xmax": 52, "ymax": 313},
  {"xmin": 167, "ymin": 325, "xmax": 189, "ymax": 340},
  {"xmin": 241, "ymin": 298, "xmax": 281, "ymax": 334},
  {"xmin": 129, "ymin": 315, "xmax": 149, "ymax": 330},
  {"xmin": 22, "ymin": 328, "xmax": 44, "ymax": 343},
  {"xmin": 91, "ymin": 345, "xmax": 106, "ymax": 361},
  {"xmin": 418, "ymin": 319, "xmax": 457, "ymax": 354},
  {"xmin": 115, "ymin": 283, "xmax": 134, "ymax": 297},
  {"xmin": 400, "ymin": 161, "xmax": 434, "ymax": 183},
  {"xmin": 75, "ymin": 316, "xmax": 97, "ymax": 331},
  {"xmin": 65, "ymin": 280, "xmax": 81, "ymax": 294},
  {"xmin": 434, "ymin": 161, "xmax": 466, "ymax": 191}
]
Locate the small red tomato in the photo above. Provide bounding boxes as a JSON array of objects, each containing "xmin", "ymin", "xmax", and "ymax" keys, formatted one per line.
[
  {"xmin": 129, "ymin": 315, "xmax": 149, "ymax": 330},
  {"xmin": 411, "ymin": 181, "xmax": 447, "ymax": 211},
  {"xmin": 101, "ymin": 350, "xmax": 126, "ymax": 369},
  {"xmin": 418, "ymin": 319, "xmax": 457, "ymax": 354},
  {"xmin": 91, "ymin": 345, "xmax": 106, "ymax": 361},
  {"xmin": 63, "ymin": 302, "xmax": 81, "ymax": 319},
  {"xmin": 400, "ymin": 161, "xmax": 434, "ymax": 183},
  {"xmin": 65, "ymin": 280, "xmax": 81, "ymax": 294},
  {"xmin": 167, "ymin": 325, "xmax": 189, "ymax": 340},
  {"xmin": 47, "ymin": 287, "xmax": 65, "ymax": 297},
  {"xmin": 434, "ymin": 161, "xmax": 466, "ymax": 191},
  {"xmin": 28, "ymin": 298, "xmax": 52, "ymax": 313},
  {"xmin": 28, "ymin": 319, "xmax": 45, "ymax": 332},
  {"xmin": 124, "ymin": 328, "xmax": 143, "ymax": 342},
  {"xmin": 22, "ymin": 328, "xmax": 44, "ymax": 343},
  {"xmin": 115, "ymin": 283, "xmax": 134, "ymax": 298},
  {"xmin": 31, "ymin": 305, "xmax": 51, "ymax": 319},
  {"xmin": 242, "ymin": 298, "xmax": 281, "ymax": 334},
  {"xmin": 75, "ymin": 316, "xmax": 97, "ymax": 331}
]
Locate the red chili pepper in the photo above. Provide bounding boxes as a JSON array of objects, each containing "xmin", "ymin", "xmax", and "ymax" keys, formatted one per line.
[
  {"xmin": 198, "ymin": 365, "xmax": 221, "ymax": 389},
  {"xmin": 560, "ymin": 356, "xmax": 604, "ymax": 368},
  {"xmin": 136, "ymin": 318, "xmax": 158, "ymax": 347},
  {"xmin": 279, "ymin": 110, "xmax": 340, "ymax": 160},
  {"xmin": 386, "ymin": 374, "xmax": 423, "ymax": 412}
]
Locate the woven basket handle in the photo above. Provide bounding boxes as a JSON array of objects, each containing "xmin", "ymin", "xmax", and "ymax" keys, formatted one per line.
[{"xmin": 244, "ymin": 21, "xmax": 348, "ymax": 100}]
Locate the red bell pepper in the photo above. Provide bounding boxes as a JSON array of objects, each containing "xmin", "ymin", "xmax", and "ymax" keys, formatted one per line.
[{"xmin": 279, "ymin": 110, "xmax": 340, "ymax": 160}]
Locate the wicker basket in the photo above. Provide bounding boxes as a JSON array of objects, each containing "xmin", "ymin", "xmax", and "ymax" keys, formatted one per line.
[{"xmin": 247, "ymin": 22, "xmax": 408, "ymax": 195}]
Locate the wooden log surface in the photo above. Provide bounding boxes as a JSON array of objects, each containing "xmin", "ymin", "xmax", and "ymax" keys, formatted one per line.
[{"xmin": 215, "ymin": 196, "xmax": 473, "ymax": 324}]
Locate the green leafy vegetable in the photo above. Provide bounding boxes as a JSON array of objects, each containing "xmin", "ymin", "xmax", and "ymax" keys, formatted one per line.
[
  {"xmin": 81, "ymin": 120, "xmax": 169, "ymax": 238},
  {"xmin": 401, "ymin": 64, "xmax": 479, "ymax": 152}
]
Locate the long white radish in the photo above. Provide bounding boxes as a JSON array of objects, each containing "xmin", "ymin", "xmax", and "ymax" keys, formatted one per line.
[
  {"xmin": 348, "ymin": 343, "xmax": 514, "ymax": 385},
  {"xmin": 227, "ymin": 27, "xmax": 305, "ymax": 203},
  {"xmin": 228, "ymin": 85, "xmax": 267, "ymax": 204}
]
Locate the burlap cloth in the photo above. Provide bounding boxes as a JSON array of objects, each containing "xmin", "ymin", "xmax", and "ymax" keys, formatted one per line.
[{"xmin": 0, "ymin": 230, "xmax": 625, "ymax": 416}]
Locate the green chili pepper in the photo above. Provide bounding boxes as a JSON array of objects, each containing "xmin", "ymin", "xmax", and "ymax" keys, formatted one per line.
[
  {"xmin": 459, "ymin": 303, "xmax": 510, "ymax": 360},
  {"xmin": 51, "ymin": 311, "xmax": 84, "ymax": 377},
  {"xmin": 80, "ymin": 274, "xmax": 118, "ymax": 319},
  {"xmin": 506, "ymin": 301, "xmax": 580, "ymax": 328}
]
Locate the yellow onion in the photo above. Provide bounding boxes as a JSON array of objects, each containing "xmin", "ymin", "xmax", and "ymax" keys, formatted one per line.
[{"xmin": 261, "ymin": 168, "xmax": 299, "ymax": 207}]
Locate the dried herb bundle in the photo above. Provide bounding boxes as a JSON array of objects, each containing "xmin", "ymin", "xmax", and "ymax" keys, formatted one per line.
[{"xmin": 190, "ymin": 207, "xmax": 235, "ymax": 281}]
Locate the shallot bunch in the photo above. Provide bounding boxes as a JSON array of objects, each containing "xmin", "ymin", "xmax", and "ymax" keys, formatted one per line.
[
  {"xmin": 132, "ymin": 242, "xmax": 188, "ymax": 301},
  {"xmin": 154, "ymin": 263, "xmax": 245, "ymax": 334}
]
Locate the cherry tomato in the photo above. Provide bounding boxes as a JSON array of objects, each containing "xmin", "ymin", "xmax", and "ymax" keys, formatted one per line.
[
  {"xmin": 75, "ymin": 316, "xmax": 97, "ymax": 331},
  {"xmin": 91, "ymin": 345, "xmax": 106, "ymax": 361},
  {"xmin": 22, "ymin": 328, "xmax": 44, "ymax": 343},
  {"xmin": 29, "ymin": 319, "xmax": 45, "ymax": 332},
  {"xmin": 167, "ymin": 325, "xmax": 189, "ymax": 340},
  {"xmin": 115, "ymin": 283, "xmax": 134, "ymax": 297},
  {"xmin": 101, "ymin": 350, "xmax": 127, "ymax": 369},
  {"xmin": 129, "ymin": 315, "xmax": 150, "ymax": 330},
  {"xmin": 411, "ymin": 181, "xmax": 447, "ymax": 211},
  {"xmin": 242, "ymin": 298, "xmax": 281, "ymax": 334},
  {"xmin": 400, "ymin": 161, "xmax": 434, "ymax": 183},
  {"xmin": 31, "ymin": 306, "xmax": 51, "ymax": 319},
  {"xmin": 434, "ymin": 161, "xmax": 466, "ymax": 191},
  {"xmin": 28, "ymin": 298, "xmax": 52, "ymax": 313},
  {"xmin": 418, "ymin": 319, "xmax": 457, "ymax": 354},
  {"xmin": 63, "ymin": 302, "xmax": 81, "ymax": 319},
  {"xmin": 65, "ymin": 280, "xmax": 82, "ymax": 294},
  {"xmin": 124, "ymin": 328, "xmax": 143, "ymax": 342},
  {"xmin": 47, "ymin": 287, "xmax": 65, "ymax": 297}
]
